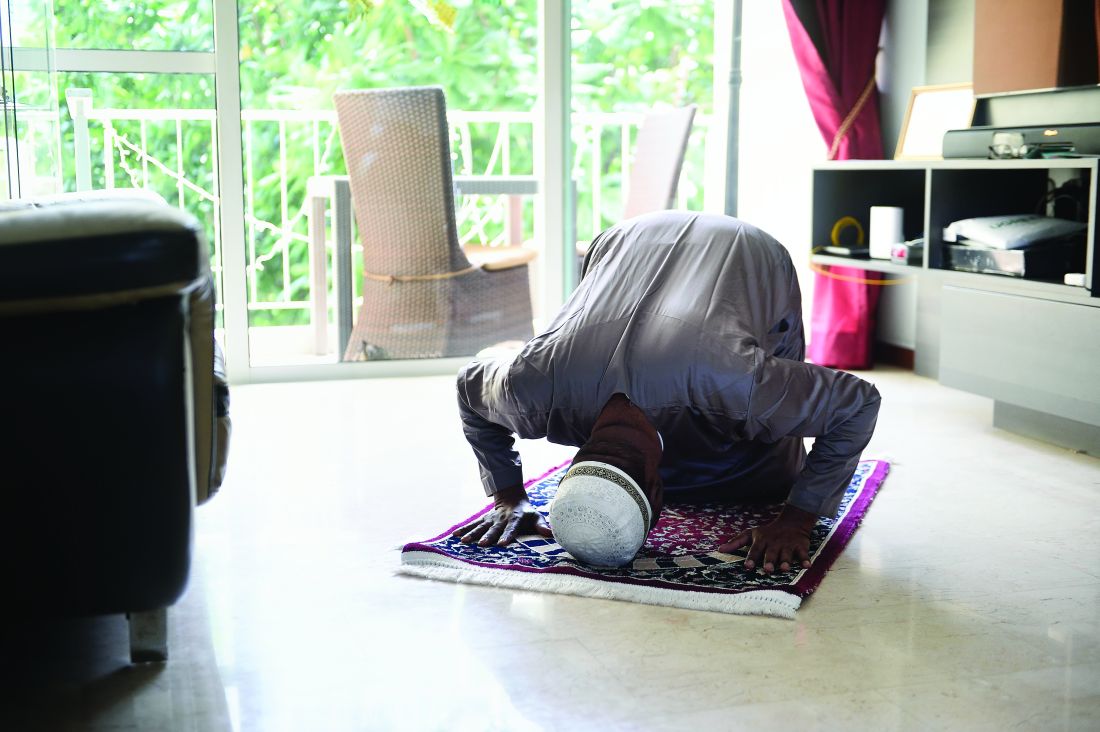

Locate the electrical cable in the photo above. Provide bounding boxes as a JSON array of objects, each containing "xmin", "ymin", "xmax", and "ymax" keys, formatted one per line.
[{"xmin": 809, "ymin": 215, "xmax": 915, "ymax": 286}]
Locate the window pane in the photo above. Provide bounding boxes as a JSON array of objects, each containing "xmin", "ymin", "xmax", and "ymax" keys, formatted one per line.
[
  {"xmin": 238, "ymin": 0, "xmax": 541, "ymax": 365},
  {"xmin": 54, "ymin": 0, "xmax": 214, "ymax": 52},
  {"xmin": 56, "ymin": 72, "xmax": 223, "ymax": 324},
  {"xmin": 571, "ymin": 0, "xmax": 714, "ymax": 239},
  {"xmin": 3, "ymin": 0, "xmax": 60, "ymax": 198}
]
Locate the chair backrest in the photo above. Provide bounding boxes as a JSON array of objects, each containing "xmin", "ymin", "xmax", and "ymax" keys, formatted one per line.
[
  {"xmin": 622, "ymin": 105, "xmax": 697, "ymax": 220},
  {"xmin": 333, "ymin": 87, "xmax": 468, "ymax": 278}
]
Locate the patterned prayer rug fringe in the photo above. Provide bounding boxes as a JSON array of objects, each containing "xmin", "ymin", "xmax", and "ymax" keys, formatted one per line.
[{"xmin": 398, "ymin": 551, "xmax": 801, "ymax": 619}]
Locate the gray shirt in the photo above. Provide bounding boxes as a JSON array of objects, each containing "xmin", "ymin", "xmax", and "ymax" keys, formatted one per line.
[{"xmin": 457, "ymin": 211, "xmax": 881, "ymax": 517}]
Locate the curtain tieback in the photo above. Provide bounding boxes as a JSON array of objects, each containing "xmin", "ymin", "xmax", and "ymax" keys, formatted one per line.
[{"xmin": 828, "ymin": 74, "xmax": 877, "ymax": 160}]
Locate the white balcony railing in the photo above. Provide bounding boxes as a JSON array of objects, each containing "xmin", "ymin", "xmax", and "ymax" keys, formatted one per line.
[{"xmin": 61, "ymin": 93, "xmax": 707, "ymax": 344}]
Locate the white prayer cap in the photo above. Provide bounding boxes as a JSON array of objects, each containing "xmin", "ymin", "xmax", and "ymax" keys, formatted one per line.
[{"xmin": 550, "ymin": 461, "xmax": 653, "ymax": 568}]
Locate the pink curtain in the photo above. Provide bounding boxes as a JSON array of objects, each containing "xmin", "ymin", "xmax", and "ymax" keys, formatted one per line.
[{"xmin": 783, "ymin": 0, "xmax": 885, "ymax": 369}]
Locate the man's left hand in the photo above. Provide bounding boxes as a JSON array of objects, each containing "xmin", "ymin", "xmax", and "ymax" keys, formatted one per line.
[{"xmin": 718, "ymin": 504, "xmax": 818, "ymax": 574}]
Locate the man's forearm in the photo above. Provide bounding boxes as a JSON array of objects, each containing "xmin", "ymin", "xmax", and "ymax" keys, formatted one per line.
[
  {"xmin": 786, "ymin": 383, "xmax": 881, "ymax": 517},
  {"xmin": 457, "ymin": 388, "xmax": 523, "ymax": 495}
]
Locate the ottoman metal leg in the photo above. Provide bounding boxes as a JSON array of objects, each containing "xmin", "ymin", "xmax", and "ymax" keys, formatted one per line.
[{"xmin": 128, "ymin": 608, "xmax": 168, "ymax": 663}]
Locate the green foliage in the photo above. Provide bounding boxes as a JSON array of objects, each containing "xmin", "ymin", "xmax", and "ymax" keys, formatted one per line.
[
  {"xmin": 573, "ymin": 0, "xmax": 713, "ymax": 113},
  {"xmin": 50, "ymin": 0, "xmax": 714, "ymax": 328},
  {"xmin": 237, "ymin": 0, "xmax": 538, "ymax": 112},
  {"xmin": 56, "ymin": 0, "xmax": 213, "ymax": 51}
]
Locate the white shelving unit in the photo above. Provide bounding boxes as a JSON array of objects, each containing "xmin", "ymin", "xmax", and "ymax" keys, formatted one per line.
[{"xmin": 812, "ymin": 159, "xmax": 1099, "ymax": 455}]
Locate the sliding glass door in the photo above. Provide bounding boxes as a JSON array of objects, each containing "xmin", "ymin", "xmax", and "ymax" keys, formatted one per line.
[
  {"xmin": 234, "ymin": 1, "xmax": 545, "ymax": 370},
  {"xmin": 6, "ymin": 1, "xmax": 725, "ymax": 383}
]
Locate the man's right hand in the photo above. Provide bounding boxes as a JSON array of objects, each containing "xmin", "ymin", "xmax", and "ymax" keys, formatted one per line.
[{"xmin": 452, "ymin": 484, "xmax": 552, "ymax": 547}]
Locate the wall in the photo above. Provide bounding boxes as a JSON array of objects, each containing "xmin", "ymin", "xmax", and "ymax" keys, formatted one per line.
[
  {"xmin": 881, "ymin": 0, "xmax": 929, "ymax": 158},
  {"xmin": 881, "ymin": 0, "xmax": 976, "ymax": 172},
  {"xmin": 880, "ymin": 0, "xmax": 976, "ymax": 164},
  {"xmin": 926, "ymin": 0, "xmax": 975, "ymax": 85},
  {"xmin": 736, "ymin": 0, "xmax": 823, "ymax": 334}
]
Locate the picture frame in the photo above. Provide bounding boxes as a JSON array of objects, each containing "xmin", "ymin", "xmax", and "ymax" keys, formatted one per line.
[{"xmin": 894, "ymin": 83, "xmax": 975, "ymax": 160}]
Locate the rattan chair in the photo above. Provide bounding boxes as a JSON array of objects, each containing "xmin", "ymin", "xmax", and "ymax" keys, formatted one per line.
[
  {"xmin": 577, "ymin": 104, "xmax": 697, "ymax": 262},
  {"xmin": 333, "ymin": 87, "xmax": 535, "ymax": 361},
  {"xmin": 622, "ymin": 104, "xmax": 697, "ymax": 219}
]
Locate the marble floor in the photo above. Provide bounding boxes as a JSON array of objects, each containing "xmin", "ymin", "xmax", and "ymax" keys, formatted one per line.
[{"xmin": 2, "ymin": 367, "xmax": 1099, "ymax": 731}]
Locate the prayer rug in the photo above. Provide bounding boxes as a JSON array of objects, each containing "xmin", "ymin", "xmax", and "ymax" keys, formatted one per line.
[{"xmin": 399, "ymin": 459, "xmax": 889, "ymax": 618}]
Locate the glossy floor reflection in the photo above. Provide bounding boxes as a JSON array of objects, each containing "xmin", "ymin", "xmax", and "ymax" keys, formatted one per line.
[{"xmin": 3, "ymin": 368, "xmax": 1099, "ymax": 731}]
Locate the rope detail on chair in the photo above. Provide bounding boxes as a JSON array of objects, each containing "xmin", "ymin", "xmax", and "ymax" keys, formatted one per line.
[{"xmin": 363, "ymin": 264, "xmax": 480, "ymax": 284}]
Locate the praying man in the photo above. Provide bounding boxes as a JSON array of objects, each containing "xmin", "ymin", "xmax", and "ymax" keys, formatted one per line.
[{"xmin": 453, "ymin": 211, "xmax": 881, "ymax": 573}]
